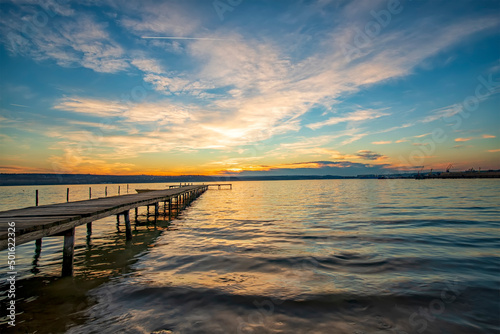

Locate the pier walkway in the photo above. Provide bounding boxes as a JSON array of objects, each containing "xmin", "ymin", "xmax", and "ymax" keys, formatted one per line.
[{"xmin": 0, "ymin": 185, "xmax": 208, "ymax": 275}]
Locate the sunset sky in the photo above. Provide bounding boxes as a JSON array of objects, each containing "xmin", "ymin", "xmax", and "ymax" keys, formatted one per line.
[{"xmin": 0, "ymin": 0, "xmax": 499, "ymax": 176}]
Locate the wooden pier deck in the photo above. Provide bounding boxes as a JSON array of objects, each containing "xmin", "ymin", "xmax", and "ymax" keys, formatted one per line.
[{"xmin": 0, "ymin": 185, "xmax": 208, "ymax": 275}]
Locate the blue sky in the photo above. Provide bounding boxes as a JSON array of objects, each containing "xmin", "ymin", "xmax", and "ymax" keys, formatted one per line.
[{"xmin": 0, "ymin": 0, "xmax": 499, "ymax": 176}]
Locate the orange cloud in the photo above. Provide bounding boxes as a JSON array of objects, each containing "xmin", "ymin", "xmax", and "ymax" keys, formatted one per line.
[
  {"xmin": 488, "ymin": 149, "xmax": 500, "ymax": 153},
  {"xmin": 372, "ymin": 140, "xmax": 392, "ymax": 144},
  {"xmin": 454, "ymin": 137, "xmax": 472, "ymax": 142},
  {"xmin": 414, "ymin": 133, "xmax": 431, "ymax": 138},
  {"xmin": 482, "ymin": 134, "xmax": 496, "ymax": 139}
]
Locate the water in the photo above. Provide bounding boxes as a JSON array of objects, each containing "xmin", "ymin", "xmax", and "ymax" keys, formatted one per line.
[{"xmin": 1, "ymin": 180, "xmax": 499, "ymax": 333}]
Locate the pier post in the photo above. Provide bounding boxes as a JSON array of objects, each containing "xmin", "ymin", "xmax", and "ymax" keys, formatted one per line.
[
  {"xmin": 105, "ymin": 186, "xmax": 108, "ymax": 197},
  {"xmin": 168, "ymin": 198, "xmax": 172, "ymax": 220},
  {"xmin": 87, "ymin": 222, "xmax": 92, "ymax": 235},
  {"xmin": 35, "ymin": 238, "xmax": 42, "ymax": 251},
  {"xmin": 176, "ymin": 196, "xmax": 179, "ymax": 213},
  {"xmin": 135, "ymin": 207, "xmax": 138, "ymax": 222},
  {"xmin": 118, "ymin": 186, "xmax": 120, "ymax": 195},
  {"xmin": 154, "ymin": 203, "xmax": 159, "ymax": 224},
  {"xmin": 62, "ymin": 227, "xmax": 75, "ymax": 276},
  {"xmin": 89, "ymin": 187, "xmax": 92, "ymax": 199},
  {"xmin": 67, "ymin": 188, "xmax": 69, "ymax": 202},
  {"xmin": 124, "ymin": 211, "xmax": 132, "ymax": 240},
  {"xmin": 116, "ymin": 214, "xmax": 120, "ymax": 231},
  {"xmin": 127, "ymin": 184, "xmax": 129, "ymax": 193},
  {"xmin": 36, "ymin": 189, "xmax": 39, "ymax": 206}
]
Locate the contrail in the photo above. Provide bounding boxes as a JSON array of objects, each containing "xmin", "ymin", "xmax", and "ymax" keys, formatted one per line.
[{"xmin": 141, "ymin": 36, "xmax": 228, "ymax": 41}]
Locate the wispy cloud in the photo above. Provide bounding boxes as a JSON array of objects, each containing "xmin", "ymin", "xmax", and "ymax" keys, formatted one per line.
[
  {"xmin": 0, "ymin": 11, "xmax": 128, "ymax": 73},
  {"xmin": 54, "ymin": 97, "xmax": 127, "ymax": 117},
  {"xmin": 454, "ymin": 135, "xmax": 496, "ymax": 142},
  {"xmin": 307, "ymin": 109, "xmax": 389, "ymax": 130},
  {"xmin": 142, "ymin": 36, "xmax": 230, "ymax": 41}
]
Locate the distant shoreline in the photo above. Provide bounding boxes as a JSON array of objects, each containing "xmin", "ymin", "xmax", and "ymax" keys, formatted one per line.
[{"xmin": 1, "ymin": 171, "xmax": 499, "ymax": 186}]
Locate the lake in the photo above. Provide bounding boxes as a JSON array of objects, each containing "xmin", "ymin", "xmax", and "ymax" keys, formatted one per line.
[{"xmin": 0, "ymin": 179, "xmax": 499, "ymax": 333}]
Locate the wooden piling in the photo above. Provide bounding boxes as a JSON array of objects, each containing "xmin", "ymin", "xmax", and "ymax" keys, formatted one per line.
[
  {"xmin": 105, "ymin": 186, "xmax": 108, "ymax": 197},
  {"xmin": 87, "ymin": 222, "xmax": 92, "ymax": 235},
  {"xmin": 35, "ymin": 189, "xmax": 39, "ymax": 206},
  {"xmin": 35, "ymin": 238, "xmax": 42, "ymax": 250},
  {"xmin": 62, "ymin": 228, "xmax": 75, "ymax": 276},
  {"xmin": 89, "ymin": 187, "xmax": 92, "ymax": 199},
  {"xmin": 154, "ymin": 202, "xmax": 159, "ymax": 224},
  {"xmin": 135, "ymin": 207, "xmax": 138, "ymax": 222},
  {"xmin": 118, "ymin": 186, "xmax": 120, "ymax": 195},
  {"xmin": 66, "ymin": 188, "xmax": 69, "ymax": 202},
  {"xmin": 124, "ymin": 211, "xmax": 132, "ymax": 240},
  {"xmin": 168, "ymin": 198, "xmax": 172, "ymax": 220}
]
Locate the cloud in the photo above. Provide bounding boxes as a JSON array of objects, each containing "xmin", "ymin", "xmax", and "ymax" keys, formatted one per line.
[
  {"xmin": 0, "ymin": 10, "xmax": 128, "ymax": 73},
  {"xmin": 307, "ymin": 109, "xmax": 389, "ymax": 130},
  {"xmin": 54, "ymin": 97, "xmax": 127, "ymax": 117},
  {"xmin": 356, "ymin": 150, "xmax": 386, "ymax": 160},
  {"xmin": 414, "ymin": 133, "xmax": 431, "ymax": 138},
  {"xmin": 118, "ymin": 1, "xmax": 199, "ymax": 37},
  {"xmin": 453, "ymin": 145, "xmax": 473, "ymax": 149},
  {"xmin": 455, "ymin": 137, "xmax": 472, "ymax": 142},
  {"xmin": 131, "ymin": 58, "xmax": 164, "ymax": 74},
  {"xmin": 372, "ymin": 140, "xmax": 392, "ymax": 145},
  {"xmin": 488, "ymin": 149, "xmax": 500, "ymax": 153},
  {"xmin": 482, "ymin": 134, "xmax": 496, "ymax": 139},
  {"xmin": 221, "ymin": 160, "xmax": 396, "ymax": 176}
]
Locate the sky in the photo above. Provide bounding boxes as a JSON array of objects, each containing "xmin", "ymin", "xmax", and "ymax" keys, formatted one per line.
[{"xmin": 0, "ymin": 0, "xmax": 499, "ymax": 176}]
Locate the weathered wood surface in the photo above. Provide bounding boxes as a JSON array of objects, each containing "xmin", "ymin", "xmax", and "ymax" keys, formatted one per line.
[{"xmin": 0, "ymin": 185, "xmax": 206, "ymax": 250}]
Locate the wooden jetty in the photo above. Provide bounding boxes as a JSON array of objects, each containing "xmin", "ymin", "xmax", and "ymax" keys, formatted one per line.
[
  {"xmin": 0, "ymin": 185, "xmax": 208, "ymax": 276},
  {"xmin": 208, "ymin": 183, "xmax": 232, "ymax": 190}
]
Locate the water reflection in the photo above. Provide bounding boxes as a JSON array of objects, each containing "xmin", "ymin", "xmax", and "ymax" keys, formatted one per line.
[{"xmin": 1, "ymin": 180, "xmax": 499, "ymax": 333}]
